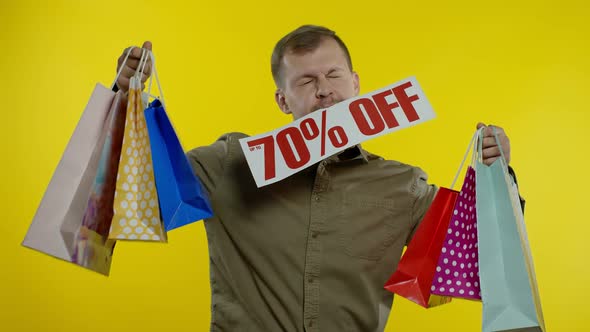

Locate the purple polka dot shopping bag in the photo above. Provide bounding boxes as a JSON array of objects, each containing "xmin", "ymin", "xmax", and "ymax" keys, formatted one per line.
[
  {"xmin": 384, "ymin": 129, "xmax": 483, "ymax": 308},
  {"xmin": 430, "ymin": 142, "xmax": 481, "ymax": 300}
]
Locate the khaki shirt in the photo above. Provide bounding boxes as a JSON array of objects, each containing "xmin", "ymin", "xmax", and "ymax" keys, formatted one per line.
[{"xmin": 187, "ymin": 132, "xmax": 437, "ymax": 332}]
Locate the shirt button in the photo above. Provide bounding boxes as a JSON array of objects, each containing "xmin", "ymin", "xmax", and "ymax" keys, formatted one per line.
[
  {"xmin": 314, "ymin": 195, "xmax": 320, "ymax": 202},
  {"xmin": 311, "ymin": 231, "xmax": 318, "ymax": 238}
]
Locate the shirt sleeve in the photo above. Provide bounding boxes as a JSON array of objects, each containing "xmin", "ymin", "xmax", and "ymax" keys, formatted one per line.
[
  {"xmin": 405, "ymin": 167, "xmax": 438, "ymax": 246},
  {"xmin": 508, "ymin": 165, "xmax": 526, "ymax": 213},
  {"xmin": 185, "ymin": 134, "xmax": 231, "ymax": 197}
]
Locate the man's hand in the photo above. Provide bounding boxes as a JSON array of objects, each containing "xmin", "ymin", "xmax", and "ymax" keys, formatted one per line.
[
  {"xmin": 477, "ymin": 122, "xmax": 511, "ymax": 166},
  {"xmin": 115, "ymin": 41, "xmax": 153, "ymax": 93}
]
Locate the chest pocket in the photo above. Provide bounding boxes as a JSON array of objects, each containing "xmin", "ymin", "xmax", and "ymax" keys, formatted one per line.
[{"xmin": 338, "ymin": 193, "xmax": 411, "ymax": 261}]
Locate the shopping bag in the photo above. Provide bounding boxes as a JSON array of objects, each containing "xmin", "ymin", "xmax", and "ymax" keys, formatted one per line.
[
  {"xmin": 476, "ymin": 128, "xmax": 545, "ymax": 331},
  {"xmin": 22, "ymin": 84, "xmax": 122, "ymax": 275},
  {"xmin": 110, "ymin": 50, "xmax": 166, "ymax": 242},
  {"xmin": 384, "ymin": 187, "xmax": 457, "ymax": 308},
  {"xmin": 66, "ymin": 87, "xmax": 128, "ymax": 274},
  {"xmin": 431, "ymin": 131, "xmax": 481, "ymax": 300},
  {"xmin": 384, "ymin": 130, "xmax": 483, "ymax": 307},
  {"xmin": 144, "ymin": 99, "xmax": 213, "ymax": 231}
]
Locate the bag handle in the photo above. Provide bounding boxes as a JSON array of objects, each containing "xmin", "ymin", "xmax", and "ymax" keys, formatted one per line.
[
  {"xmin": 136, "ymin": 48, "xmax": 149, "ymax": 80},
  {"xmin": 450, "ymin": 125, "xmax": 508, "ymax": 189},
  {"xmin": 126, "ymin": 48, "xmax": 149, "ymax": 99},
  {"xmin": 127, "ymin": 48, "xmax": 163, "ymax": 108},
  {"xmin": 109, "ymin": 46, "xmax": 162, "ymax": 103},
  {"xmin": 450, "ymin": 128, "xmax": 482, "ymax": 189},
  {"xmin": 145, "ymin": 51, "xmax": 166, "ymax": 109},
  {"xmin": 110, "ymin": 47, "xmax": 137, "ymax": 90}
]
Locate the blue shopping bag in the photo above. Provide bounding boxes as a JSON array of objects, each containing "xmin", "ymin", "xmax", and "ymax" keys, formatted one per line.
[
  {"xmin": 144, "ymin": 99, "xmax": 213, "ymax": 231},
  {"xmin": 475, "ymin": 128, "xmax": 545, "ymax": 332}
]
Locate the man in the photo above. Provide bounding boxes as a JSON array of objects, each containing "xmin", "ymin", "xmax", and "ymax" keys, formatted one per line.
[{"xmin": 115, "ymin": 25, "xmax": 513, "ymax": 331}]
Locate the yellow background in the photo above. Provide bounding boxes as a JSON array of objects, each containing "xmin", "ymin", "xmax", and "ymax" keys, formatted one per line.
[{"xmin": 1, "ymin": 0, "xmax": 588, "ymax": 331}]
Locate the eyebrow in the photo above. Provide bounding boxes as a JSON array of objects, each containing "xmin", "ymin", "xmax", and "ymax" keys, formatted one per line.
[{"xmin": 294, "ymin": 67, "xmax": 345, "ymax": 82}]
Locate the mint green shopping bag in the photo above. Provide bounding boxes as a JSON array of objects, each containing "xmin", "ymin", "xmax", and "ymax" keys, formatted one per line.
[{"xmin": 475, "ymin": 128, "xmax": 545, "ymax": 332}]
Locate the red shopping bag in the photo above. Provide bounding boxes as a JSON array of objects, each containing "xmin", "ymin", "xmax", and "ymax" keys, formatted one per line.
[{"xmin": 384, "ymin": 187, "xmax": 458, "ymax": 308}]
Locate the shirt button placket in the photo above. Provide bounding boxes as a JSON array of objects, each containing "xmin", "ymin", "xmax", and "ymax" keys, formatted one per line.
[{"xmin": 303, "ymin": 163, "xmax": 327, "ymax": 332}]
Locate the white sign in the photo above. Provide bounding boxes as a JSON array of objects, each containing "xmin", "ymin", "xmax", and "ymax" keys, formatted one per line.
[{"xmin": 240, "ymin": 76, "xmax": 436, "ymax": 187}]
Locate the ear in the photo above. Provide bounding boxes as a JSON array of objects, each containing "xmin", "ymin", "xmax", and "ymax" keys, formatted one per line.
[
  {"xmin": 352, "ymin": 71, "xmax": 360, "ymax": 96},
  {"xmin": 275, "ymin": 89, "xmax": 291, "ymax": 115}
]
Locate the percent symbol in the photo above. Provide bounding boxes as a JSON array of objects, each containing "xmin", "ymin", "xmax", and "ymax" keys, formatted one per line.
[
  {"xmin": 278, "ymin": 109, "xmax": 349, "ymax": 169},
  {"xmin": 299, "ymin": 109, "xmax": 349, "ymax": 157},
  {"xmin": 247, "ymin": 109, "xmax": 350, "ymax": 181}
]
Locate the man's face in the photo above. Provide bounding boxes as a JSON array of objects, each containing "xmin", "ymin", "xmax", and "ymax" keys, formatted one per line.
[{"xmin": 275, "ymin": 38, "xmax": 360, "ymax": 120}]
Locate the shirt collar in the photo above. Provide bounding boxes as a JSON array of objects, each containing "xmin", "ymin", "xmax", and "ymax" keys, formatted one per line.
[{"xmin": 325, "ymin": 144, "xmax": 370, "ymax": 164}]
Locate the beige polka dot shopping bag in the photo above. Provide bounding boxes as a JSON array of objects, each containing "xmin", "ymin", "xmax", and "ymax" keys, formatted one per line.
[{"xmin": 109, "ymin": 51, "xmax": 166, "ymax": 242}]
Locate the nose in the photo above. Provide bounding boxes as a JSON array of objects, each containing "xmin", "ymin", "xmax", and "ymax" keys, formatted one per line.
[{"xmin": 315, "ymin": 75, "xmax": 334, "ymax": 99}]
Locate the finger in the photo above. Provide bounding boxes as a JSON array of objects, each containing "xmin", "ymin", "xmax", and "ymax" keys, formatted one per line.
[
  {"xmin": 118, "ymin": 46, "xmax": 145, "ymax": 72},
  {"xmin": 482, "ymin": 126, "xmax": 494, "ymax": 137},
  {"xmin": 142, "ymin": 41, "xmax": 152, "ymax": 51},
  {"xmin": 133, "ymin": 44, "xmax": 153, "ymax": 61},
  {"xmin": 140, "ymin": 72, "xmax": 149, "ymax": 84},
  {"xmin": 120, "ymin": 65, "xmax": 138, "ymax": 80},
  {"xmin": 116, "ymin": 75, "xmax": 130, "ymax": 92},
  {"xmin": 482, "ymin": 146, "xmax": 511, "ymax": 165},
  {"xmin": 138, "ymin": 59, "xmax": 152, "ymax": 76},
  {"xmin": 483, "ymin": 156, "xmax": 499, "ymax": 166},
  {"xmin": 482, "ymin": 137, "xmax": 500, "ymax": 149},
  {"xmin": 482, "ymin": 136, "xmax": 510, "ymax": 149},
  {"xmin": 482, "ymin": 125, "xmax": 506, "ymax": 137},
  {"xmin": 488, "ymin": 125, "xmax": 505, "ymax": 136},
  {"xmin": 121, "ymin": 65, "xmax": 152, "ymax": 82},
  {"xmin": 120, "ymin": 46, "xmax": 144, "ymax": 60},
  {"xmin": 486, "ymin": 135, "xmax": 510, "ymax": 154},
  {"xmin": 117, "ymin": 49, "xmax": 132, "ymax": 72},
  {"xmin": 476, "ymin": 122, "xmax": 486, "ymax": 130},
  {"xmin": 124, "ymin": 47, "xmax": 149, "ymax": 61},
  {"xmin": 128, "ymin": 63, "xmax": 151, "ymax": 79},
  {"xmin": 130, "ymin": 47, "xmax": 146, "ymax": 59},
  {"xmin": 482, "ymin": 146, "xmax": 501, "ymax": 160},
  {"xmin": 120, "ymin": 46, "xmax": 136, "ymax": 58},
  {"xmin": 122, "ymin": 58, "xmax": 152, "ymax": 72},
  {"xmin": 120, "ymin": 58, "xmax": 140, "ymax": 72},
  {"xmin": 144, "ymin": 63, "xmax": 152, "ymax": 76}
]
